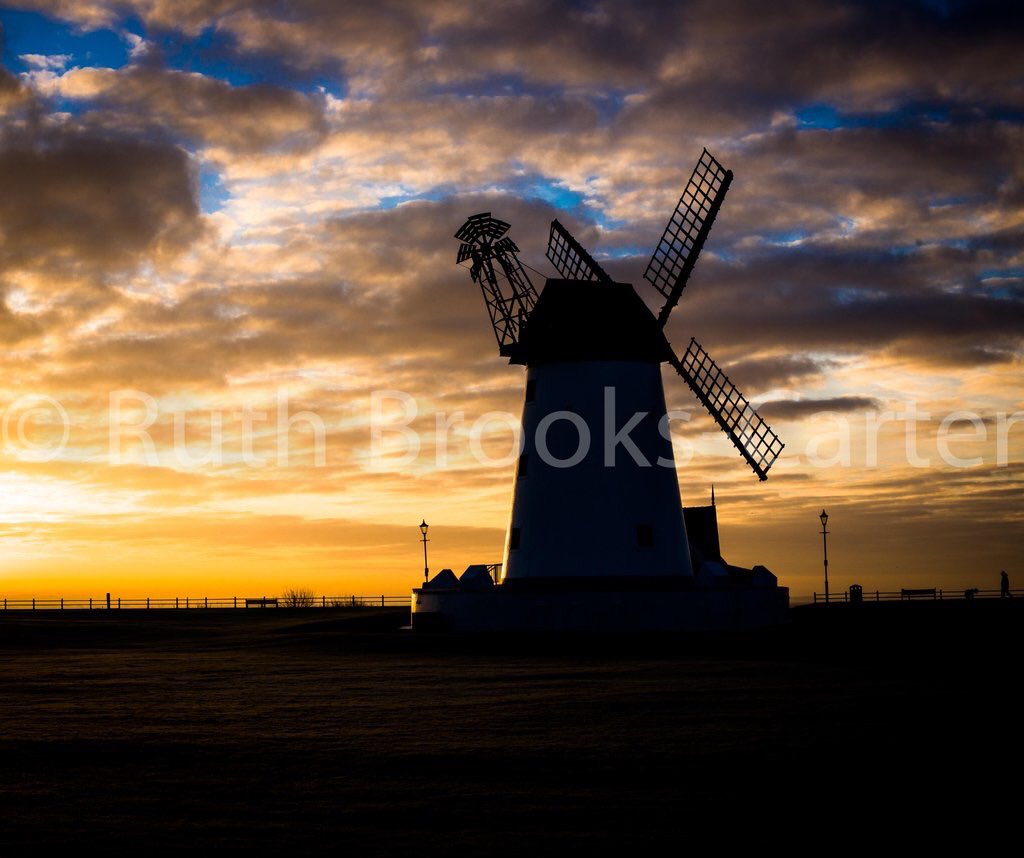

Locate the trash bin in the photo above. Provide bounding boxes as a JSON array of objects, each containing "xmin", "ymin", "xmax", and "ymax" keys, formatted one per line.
[{"xmin": 849, "ymin": 584, "xmax": 863, "ymax": 604}]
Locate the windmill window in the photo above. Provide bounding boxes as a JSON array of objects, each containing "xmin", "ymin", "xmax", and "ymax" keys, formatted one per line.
[
  {"xmin": 509, "ymin": 527, "xmax": 521, "ymax": 550},
  {"xmin": 636, "ymin": 524, "xmax": 654, "ymax": 548},
  {"xmin": 525, "ymin": 379, "xmax": 537, "ymax": 402}
]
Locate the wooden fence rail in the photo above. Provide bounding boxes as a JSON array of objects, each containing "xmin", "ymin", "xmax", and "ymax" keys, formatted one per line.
[
  {"xmin": 813, "ymin": 588, "xmax": 1020, "ymax": 604},
  {"xmin": 0, "ymin": 595, "xmax": 409, "ymax": 611}
]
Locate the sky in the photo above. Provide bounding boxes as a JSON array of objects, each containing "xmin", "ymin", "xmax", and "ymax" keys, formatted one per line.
[{"xmin": 0, "ymin": 0, "xmax": 1022, "ymax": 600}]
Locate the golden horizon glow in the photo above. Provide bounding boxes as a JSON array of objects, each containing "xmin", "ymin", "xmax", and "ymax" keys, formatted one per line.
[{"xmin": 1, "ymin": 2, "xmax": 1022, "ymax": 601}]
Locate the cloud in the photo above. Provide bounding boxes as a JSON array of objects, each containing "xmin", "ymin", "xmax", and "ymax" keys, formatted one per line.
[
  {"xmin": 0, "ymin": 131, "xmax": 202, "ymax": 277},
  {"xmin": 0, "ymin": 88, "xmax": 205, "ymax": 346},
  {"xmin": 724, "ymin": 354, "xmax": 834, "ymax": 392},
  {"xmin": 18, "ymin": 52, "xmax": 70, "ymax": 70},
  {"xmin": 758, "ymin": 396, "xmax": 881, "ymax": 420},
  {"xmin": 36, "ymin": 195, "xmax": 558, "ymax": 392},
  {"xmin": 36, "ymin": 63, "xmax": 328, "ymax": 153},
  {"xmin": 0, "ymin": 0, "xmax": 1021, "ymax": 598},
  {"xmin": 18, "ymin": 1, "xmax": 1024, "ymax": 102},
  {"xmin": 0, "ymin": 65, "xmax": 28, "ymax": 114}
]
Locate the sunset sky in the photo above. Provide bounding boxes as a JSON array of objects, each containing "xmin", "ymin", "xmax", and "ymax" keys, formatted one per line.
[{"xmin": 1, "ymin": 0, "xmax": 1021, "ymax": 600}]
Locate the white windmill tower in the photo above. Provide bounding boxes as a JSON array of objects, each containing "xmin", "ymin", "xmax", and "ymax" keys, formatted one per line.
[{"xmin": 413, "ymin": 150, "xmax": 788, "ymax": 631}]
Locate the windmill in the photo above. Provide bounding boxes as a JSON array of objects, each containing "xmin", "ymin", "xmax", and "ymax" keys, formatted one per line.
[
  {"xmin": 455, "ymin": 148, "xmax": 783, "ymax": 483},
  {"xmin": 423, "ymin": 147, "xmax": 788, "ymax": 627}
]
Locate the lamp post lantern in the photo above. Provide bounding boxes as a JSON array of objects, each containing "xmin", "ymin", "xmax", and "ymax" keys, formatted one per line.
[
  {"xmin": 819, "ymin": 509, "xmax": 829, "ymax": 603},
  {"xmin": 419, "ymin": 520, "xmax": 430, "ymax": 583}
]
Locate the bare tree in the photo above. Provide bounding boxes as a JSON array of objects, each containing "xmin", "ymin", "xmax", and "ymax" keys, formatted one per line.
[{"xmin": 281, "ymin": 588, "xmax": 316, "ymax": 608}]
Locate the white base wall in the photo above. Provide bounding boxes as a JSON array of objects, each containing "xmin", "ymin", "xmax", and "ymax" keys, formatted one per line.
[
  {"xmin": 412, "ymin": 586, "xmax": 789, "ymax": 633},
  {"xmin": 503, "ymin": 360, "xmax": 693, "ymax": 582}
]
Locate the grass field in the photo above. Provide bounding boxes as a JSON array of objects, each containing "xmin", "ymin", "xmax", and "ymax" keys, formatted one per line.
[{"xmin": 1, "ymin": 603, "xmax": 1020, "ymax": 851}]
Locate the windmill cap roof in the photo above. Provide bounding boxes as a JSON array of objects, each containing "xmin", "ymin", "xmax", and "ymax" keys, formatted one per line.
[{"xmin": 511, "ymin": 279, "xmax": 670, "ymax": 366}]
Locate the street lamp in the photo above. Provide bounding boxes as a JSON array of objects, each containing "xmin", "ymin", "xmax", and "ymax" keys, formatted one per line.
[
  {"xmin": 819, "ymin": 509, "xmax": 829, "ymax": 604},
  {"xmin": 420, "ymin": 520, "xmax": 430, "ymax": 583}
]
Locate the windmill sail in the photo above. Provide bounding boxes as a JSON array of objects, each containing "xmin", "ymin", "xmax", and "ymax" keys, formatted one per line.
[
  {"xmin": 668, "ymin": 337, "xmax": 783, "ymax": 481},
  {"xmin": 456, "ymin": 149, "xmax": 783, "ymax": 481},
  {"xmin": 455, "ymin": 213, "xmax": 537, "ymax": 355},
  {"xmin": 546, "ymin": 219, "xmax": 612, "ymax": 283},
  {"xmin": 644, "ymin": 149, "xmax": 732, "ymax": 328}
]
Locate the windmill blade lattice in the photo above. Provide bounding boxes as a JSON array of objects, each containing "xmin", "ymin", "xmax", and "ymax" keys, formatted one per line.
[
  {"xmin": 546, "ymin": 220, "xmax": 612, "ymax": 283},
  {"xmin": 455, "ymin": 213, "xmax": 537, "ymax": 355},
  {"xmin": 645, "ymin": 149, "xmax": 732, "ymax": 328},
  {"xmin": 668, "ymin": 337, "xmax": 784, "ymax": 481},
  {"xmin": 455, "ymin": 212, "xmax": 512, "ymax": 244}
]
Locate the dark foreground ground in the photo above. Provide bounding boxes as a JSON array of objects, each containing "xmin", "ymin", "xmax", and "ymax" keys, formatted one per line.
[{"xmin": 1, "ymin": 601, "xmax": 1021, "ymax": 852}]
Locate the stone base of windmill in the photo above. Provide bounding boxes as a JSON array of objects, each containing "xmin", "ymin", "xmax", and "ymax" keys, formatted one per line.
[{"xmin": 411, "ymin": 566, "xmax": 788, "ymax": 633}]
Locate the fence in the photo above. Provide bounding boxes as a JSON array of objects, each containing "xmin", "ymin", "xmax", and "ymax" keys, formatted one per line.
[
  {"xmin": 0, "ymin": 595, "xmax": 409, "ymax": 611},
  {"xmin": 812, "ymin": 588, "xmax": 1021, "ymax": 604}
]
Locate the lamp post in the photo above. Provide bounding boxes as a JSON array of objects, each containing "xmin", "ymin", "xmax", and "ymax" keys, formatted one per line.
[
  {"xmin": 819, "ymin": 509, "xmax": 830, "ymax": 604},
  {"xmin": 420, "ymin": 520, "xmax": 430, "ymax": 583}
]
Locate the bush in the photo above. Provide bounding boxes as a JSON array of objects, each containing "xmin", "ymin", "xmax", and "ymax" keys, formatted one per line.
[
  {"xmin": 281, "ymin": 588, "xmax": 317, "ymax": 608},
  {"xmin": 328, "ymin": 596, "xmax": 366, "ymax": 608}
]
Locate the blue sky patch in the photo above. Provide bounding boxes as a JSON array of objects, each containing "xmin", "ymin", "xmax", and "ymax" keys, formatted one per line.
[
  {"xmin": 521, "ymin": 177, "xmax": 585, "ymax": 211},
  {"xmin": 1, "ymin": 8, "xmax": 130, "ymax": 72},
  {"xmin": 979, "ymin": 267, "xmax": 1024, "ymax": 281},
  {"xmin": 761, "ymin": 228, "xmax": 811, "ymax": 246},
  {"xmin": 794, "ymin": 102, "xmax": 952, "ymax": 131},
  {"xmin": 156, "ymin": 25, "xmax": 345, "ymax": 96},
  {"xmin": 198, "ymin": 165, "xmax": 230, "ymax": 214},
  {"xmin": 928, "ymin": 194, "xmax": 981, "ymax": 208},
  {"xmin": 597, "ymin": 245, "xmax": 647, "ymax": 261}
]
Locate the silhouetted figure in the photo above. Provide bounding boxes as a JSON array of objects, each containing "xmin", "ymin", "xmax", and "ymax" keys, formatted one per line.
[{"xmin": 1000, "ymin": 570, "xmax": 1011, "ymax": 599}]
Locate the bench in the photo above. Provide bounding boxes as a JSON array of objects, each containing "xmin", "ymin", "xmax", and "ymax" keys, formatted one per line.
[
  {"xmin": 900, "ymin": 588, "xmax": 936, "ymax": 600},
  {"xmin": 244, "ymin": 598, "xmax": 279, "ymax": 608}
]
